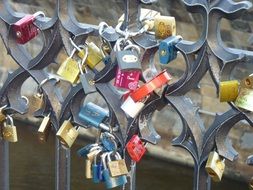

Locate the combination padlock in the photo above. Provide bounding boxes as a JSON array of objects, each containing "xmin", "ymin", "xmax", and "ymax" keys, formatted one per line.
[
  {"xmin": 219, "ymin": 80, "xmax": 239, "ymax": 102},
  {"xmin": 38, "ymin": 115, "xmax": 51, "ymax": 142},
  {"xmin": 107, "ymin": 152, "xmax": 128, "ymax": 177},
  {"xmin": 130, "ymin": 70, "xmax": 172, "ymax": 102},
  {"xmin": 159, "ymin": 35, "xmax": 182, "ymax": 64},
  {"xmin": 78, "ymin": 102, "xmax": 110, "ymax": 131},
  {"xmin": 205, "ymin": 151, "xmax": 225, "ymax": 182},
  {"xmin": 56, "ymin": 120, "xmax": 79, "ymax": 148},
  {"xmin": 2, "ymin": 115, "xmax": 18, "ymax": 143},
  {"xmin": 121, "ymin": 95, "xmax": 145, "ymax": 118},
  {"xmin": 154, "ymin": 15, "xmax": 176, "ymax": 39},
  {"xmin": 57, "ymin": 47, "xmax": 83, "ymax": 84},
  {"xmin": 126, "ymin": 135, "xmax": 146, "ymax": 162},
  {"xmin": 235, "ymin": 74, "xmax": 253, "ymax": 112},
  {"xmin": 12, "ymin": 11, "xmax": 45, "ymax": 44}
]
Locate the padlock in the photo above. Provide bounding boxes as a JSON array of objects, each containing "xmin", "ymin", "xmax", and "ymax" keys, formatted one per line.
[
  {"xmin": 205, "ymin": 151, "xmax": 225, "ymax": 182},
  {"xmin": 159, "ymin": 35, "xmax": 182, "ymax": 64},
  {"xmin": 78, "ymin": 42, "xmax": 104, "ymax": 69},
  {"xmin": 114, "ymin": 67, "xmax": 140, "ymax": 91},
  {"xmin": 85, "ymin": 159, "xmax": 93, "ymax": 179},
  {"xmin": 57, "ymin": 48, "xmax": 81, "ymax": 84},
  {"xmin": 130, "ymin": 70, "xmax": 172, "ymax": 102},
  {"xmin": 2, "ymin": 115, "xmax": 18, "ymax": 143},
  {"xmin": 92, "ymin": 150, "xmax": 103, "ymax": 183},
  {"xmin": 101, "ymin": 132, "xmax": 117, "ymax": 152},
  {"xmin": 219, "ymin": 80, "xmax": 239, "ymax": 102},
  {"xmin": 56, "ymin": 120, "xmax": 79, "ymax": 148},
  {"xmin": 38, "ymin": 115, "xmax": 51, "ymax": 142},
  {"xmin": 154, "ymin": 15, "xmax": 176, "ymax": 39},
  {"xmin": 102, "ymin": 152, "xmax": 127, "ymax": 189},
  {"xmin": 108, "ymin": 152, "xmax": 128, "ymax": 177},
  {"xmin": 126, "ymin": 135, "xmax": 146, "ymax": 162},
  {"xmin": 29, "ymin": 92, "xmax": 44, "ymax": 113},
  {"xmin": 78, "ymin": 102, "xmax": 109, "ymax": 131},
  {"xmin": 0, "ymin": 106, "xmax": 6, "ymax": 123},
  {"xmin": 12, "ymin": 12, "xmax": 45, "ymax": 44},
  {"xmin": 77, "ymin": 143, "xmax": 99, "ymax": 157},
  {"xmin": 235, "ymin": 75, "xmax": 253, "ymax": 112},
  {"xmin": 87, "ymin": 146, "xmax": 103, "ymax": 161},
  {"xmin": 121, "ymin": 96, "xmax": 145, "ymax": 118}
]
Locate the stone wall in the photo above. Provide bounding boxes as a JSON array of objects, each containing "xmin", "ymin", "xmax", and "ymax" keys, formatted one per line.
[{"xmin": 0, "ymin": 0, "xmax": 252, "ymax": 183}]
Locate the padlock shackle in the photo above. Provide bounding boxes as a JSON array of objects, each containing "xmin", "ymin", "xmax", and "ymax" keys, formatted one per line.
[
  {"xmin": 5, "ymin": 115, "xmax": 14, "ymax": 126},
  {"xmin": 33, "ymin": 11, "xmax": 45, "ymax": 19},
  {"xmin": 37, "ymin": 77, "xmax": 60, "ymax": 94},
  {"xmin": 21, "ymin": 95, "xmax": 29, "ymax": 106},
  {"xmin": 124, "ymin": 44, "xmax": 141, "ymax": 55},
  {"xmin": 102, "ymin": 152, "xmax": 110, "ymax": 169},
  {"xmin": 98, "ymin": 22, "xmax": 109, "ymax": 35}
]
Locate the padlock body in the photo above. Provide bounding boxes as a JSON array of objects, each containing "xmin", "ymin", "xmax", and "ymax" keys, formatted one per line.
[
  {"xmin": 13, "ymin": 15, "xmax": 38, "ymax": 44},
  {"xmin": 154, "ymin": 15, "xmax": 176, "ymax": 39},
  {"xmin": 2, "ymin": 123, "xmax": 18, "ymax": 142},
  {"xmin": 126, "ymin": 135, "xmax": 146, "ymax": 162},
  {"xmin": 79, "ymin": 102, "xmax": 109, "ymax": 128},
  {"xmin": 114, "ymin": 67, "xmax": 140, "ymax": 90},
  {"xmin": 159, "ymin": 36, "xmax": 180, "ymax": 64},
  {"xmin": 56, "ymin": 120, "xmax": 78, "ymax": 148},
  {"xmin": 219, "ymin": 80, "xmax": 239, "ymax": 102},
  {"xmin": 235, "ymin": 88, "xmax": 253, "ymax": 112},
  {"xmin": 121, "ymin": 96, "xmax": 145, "ymax": 118},
  {"xmin": 57, "ymin": 57, "xmax": 80, "ymax": 83},
  {"xmin": 103, "ymin": 169, "xmax": 127, "ymax": 189},
  {"xmin": 108, "ymin": 159, "xmax": 128, "ymax": 177},
  {"xmin": 0, "ymin": 108, "xmax": 5, "ymax": 123},
  {"xmin": 29, "ymin": 93, "xmax": 43, "ymax": 113},
  {"xmin": 92, "ymin": 164, "xmax": 101, "ymax": 183},
  {"xmin": 85, "ymin": 159, "xmax": 93, "ymax": 179},
  {"xmin": 115, "ymin": 50, "xmax": 141, "ymax": 71},
  {"xmin": 205, "ymin": 151, "xmax": 225, "ymax": 182},
  {"xmin": 38, "ymin": 116, "xmax": 51, "ymax": 142},
  {"xmin": 79, "ymin": 72, "xmax": 96, "ymax": 94}
]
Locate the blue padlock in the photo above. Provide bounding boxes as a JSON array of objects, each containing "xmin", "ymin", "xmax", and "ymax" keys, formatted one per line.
[
  {"xmin": 78, "ymin": 102, "xmax": 109, "ymax": 131},
  {"xmin": 159, "ymin": 35, "xmax": 182, "ymax": 64},
  {"xmin": 92, "ymin": 150, "xmax": 103, "ymax": 183},
  {"xmin": 77, "ymin": 143, "xmax": 99, "ymax": 157},
  {"xmin": 101, "ymin": 132, "xmax": 117, "ymax": 152},
  {"xmin": 102, "ymin": 152, "xmax": 127, "ymax": 189}
]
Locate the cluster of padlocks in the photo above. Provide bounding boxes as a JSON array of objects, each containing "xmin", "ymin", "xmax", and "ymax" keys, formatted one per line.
[{"xmin": 0, "ymin": 0, "xmax": 252, "ymax": 189}]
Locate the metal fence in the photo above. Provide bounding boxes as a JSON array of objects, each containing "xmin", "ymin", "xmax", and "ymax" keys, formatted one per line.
[{"xmin": 0, "ymin": 0, "xmax": 253, "ymax": 190}]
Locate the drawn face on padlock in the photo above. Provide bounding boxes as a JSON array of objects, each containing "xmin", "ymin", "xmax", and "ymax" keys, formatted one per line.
[
  {"xmin": 205, "ymin": 151, "xmax": 225, "ymax": 182},
  {"xmin": 13, "ymin": 11, "xmax": 45, "ymax": 44},
  {"xmin": 56, "ymin": 120, "xmax": 79, "ymax": 148},
  {"xmin": 2, "ymin": 115, "xmax": 18, "ymax": 143}
]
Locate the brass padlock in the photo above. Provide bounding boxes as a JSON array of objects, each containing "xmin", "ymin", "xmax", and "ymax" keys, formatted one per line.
[
  {"xmin": 57, "ymin": 48, "xmax": 81, "ymax": 84},
  {"xmin": 219, "ymin": 80, "xmax": 239, "ymax": 102},
  {"xmin": 56, "ymin": 120, "xmax": 79, "ymax": 148},
  {"xmin": 154, "ymin": 15, "xmax": 176, "ymax": 39},
  {"xmin": 85, "ymin": 159, "xmax": 93, "ymax": 179},
  {"xmin": 2, "ymin": 115, "xmax": 18, "ymax": 143},
  {"xmin": 38, "ymin": 115, "xmax": 51, "ymax": 142},
  {"xmin": 78, "ymin": 42, "xmax": 103, "ymax": 69},
  {"xmin": 0, "ymin": 105, "xmax": 7, "ymax": 123},
  {"xmin": 29, "ymin": 92, "xmax": 44, "ymax": 113},
  {"xmin": 235, "ymin": 75, "xmax": 253, "ymax": 112},
  {"xmin": 205, "ymin": 151, "xmax": 225, "ymax": 182},
  {"xmin": 108, "ymin": 152, "xmax": 128, "ymax": 177}
]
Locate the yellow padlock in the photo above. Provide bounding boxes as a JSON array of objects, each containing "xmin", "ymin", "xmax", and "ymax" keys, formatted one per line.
[
  {"xmin": 57, "ymin": 48, "xmax": 81, "ymax": 84},
  {"xmin": 85, "ymin": 159, "xmax": 93, "ymax": 179},
  {"xmin": 205, "ymin": 151, "xmax": 225, "ymax": 182},
  {"xmin": 219, "ymin": 80, "xmax": 239, "ymax": 102},
  {"xmin": 38, "ymin": 115, "xmax": 51, "ymax": 142},
  {"xmin": 0, "ymin": 105, "xmax": 6, "ymax": 123},
  {"xmin": 2, "ymin": 115, "xmax": 18, "ymax": 143},
  {"xmin": 56, "ymin": 120, "xmax": 79, "ymax": 148},
  {"xmin": 154, "ymin": 15, "xmax": 176, "ymax": 39},
  {"xmin": 78, "ymin": 42, "xmax": 103, "ymax": 70}
]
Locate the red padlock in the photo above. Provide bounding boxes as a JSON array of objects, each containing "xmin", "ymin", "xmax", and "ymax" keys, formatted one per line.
[
  {"xmin": 12, "ymin": 11, "xmax": 45, "ymax": 44},
  {"xmin": 130, "ymin": 70, "xmax": 172, "ymax": 102},
  {"xmin": 114, "ymin": 67, "xmax": 140, "ymax": 90},
  {"xmin": 126, "ymin": 135, "xmax": 146, "ymax": 162}
]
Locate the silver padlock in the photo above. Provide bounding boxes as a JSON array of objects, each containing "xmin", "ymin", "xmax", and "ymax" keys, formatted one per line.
[{"xmin": 121, "ymin": 96, "xmax": 145, "ymax": 118}]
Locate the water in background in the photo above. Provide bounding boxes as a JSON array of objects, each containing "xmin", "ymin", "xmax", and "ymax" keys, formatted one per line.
[{"xmin": 9, "ymin": 121, "xmax": 248, "ymax": 190}]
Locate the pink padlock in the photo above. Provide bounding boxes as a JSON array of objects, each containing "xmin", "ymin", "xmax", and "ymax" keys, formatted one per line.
[{"xmin": 114, "ymin": 67, "xmax": 140, "ymax": 90}]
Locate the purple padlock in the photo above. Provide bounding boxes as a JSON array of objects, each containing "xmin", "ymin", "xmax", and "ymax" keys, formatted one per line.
[{"xmin": 114, "ymin": 67, "xmax": 140, "ymax": 90}]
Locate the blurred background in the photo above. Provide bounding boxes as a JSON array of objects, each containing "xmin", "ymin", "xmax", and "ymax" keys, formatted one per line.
[{"xmin": 1, "ymin": 0, "xmax": 253, "ymax": 189}]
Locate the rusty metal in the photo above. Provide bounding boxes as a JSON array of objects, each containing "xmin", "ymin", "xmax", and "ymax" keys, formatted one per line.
[{"xmin": 0, "ymin": 0, "xmax": 252, "ymax": 190}]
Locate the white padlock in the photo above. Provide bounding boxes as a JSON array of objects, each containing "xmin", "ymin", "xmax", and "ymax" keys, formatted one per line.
[{"xmin": 121, "ymin": 96, "xmax": 145, "ymax": 118}]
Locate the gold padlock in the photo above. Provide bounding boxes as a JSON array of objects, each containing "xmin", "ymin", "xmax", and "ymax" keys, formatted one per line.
[
  {"xmin": 57, "ymin": 48, "xmax": 81, "ymax": 84},
  {"xmin": 78, "ymin": 42, "xmax": 103, "ymax": 70},
  {"xmin": 85, "ymin": 159, "xmax": 93, "ymax": 179},
  {"xmin": 0, "ymin": 105, "xmax": 7, "ymax": 123},
  {"xmin": 56, "ymin": 120, "xmax": 79, "ymax": 148},
  {"xmin": 108, "ymin": 152, "xmax": 128, "ymax": 177},
  {"xmin": 154, "ymin": 15, "xmax": 176, "ymax": 39},
  {"xmin": 38, "ymin": 115, "xmax": 51, "ymax": 142},
  {"xmin": 219, "ymin": 80, "xmax": 239, "ymax": 102},
  {"xmin": 2, "ymin": 115, "xmax": 18, "ymax": 143},
  {"xmin": 29, "ymin": 93, "xmax": 44, "ymax": 113},
  {"xmin": 235, "ymin": 75, "xmax": 253, "ymax": 112},
  {"xmin": 205, "ymin": 151, "xmax": 225, "ymax": 182}
]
